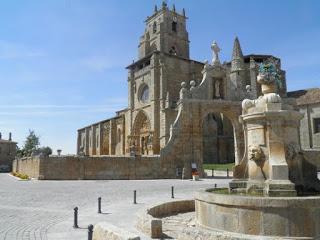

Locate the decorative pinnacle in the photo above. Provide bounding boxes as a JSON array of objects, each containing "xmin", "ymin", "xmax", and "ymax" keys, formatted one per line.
[
  {"xmin": 173, "ymin": 4, "xmax": 176, "ymax": 12},
  {"xmin": 211, "ymin": 41, "xmax": 221, "ymax": 66},
  {"xmin": 162, "ymin": 1, "xmax": 167, "ymax": 8},
  {"xmin": 232, "ymin": 37, "xmax": 243, "ymax": 60},
  {"xmin": 182, "ymin": 8, "xmax": 186, "ymax": 17},
  {"xmin": 154, "ymin": 4, "xmax": 158, "ymax": 12}
]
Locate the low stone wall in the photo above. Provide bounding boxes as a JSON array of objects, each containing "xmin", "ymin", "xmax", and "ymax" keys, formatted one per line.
[
  {"xmin": 13, "ymin": 155, "xmax": 165, "ymax": 180},
  {"xmin": 93, "ymin": 222, "xmax": 140, "ymax": 240},
  {"xmin": 12, "ymin": 157, "xmax": 40, "ymax": 178},
  {"xmin": 136, "ymin": 199, "xmax": 194, "ymax": 238},
  {"xmin": 195, "ymin": 188, "xmax": 320, "ymax": 239}
]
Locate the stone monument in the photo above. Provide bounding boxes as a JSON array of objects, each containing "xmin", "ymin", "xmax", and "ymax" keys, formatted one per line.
[
  {"xmin": 230, "ymin": 58, "xmax": 320, "ymax": 196},
  {"xmin": 195, "ymin": 58, "xmax": 320, "ymax": 239}
]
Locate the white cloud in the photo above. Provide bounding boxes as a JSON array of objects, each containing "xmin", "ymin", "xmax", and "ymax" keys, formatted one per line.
[
  {"xmin": 0, "ymin": 40, "xmax": 46, "ymax": 59},
  {"xmin": 80, "ymin": 55, "xmax": 119, "ymax": 72}
]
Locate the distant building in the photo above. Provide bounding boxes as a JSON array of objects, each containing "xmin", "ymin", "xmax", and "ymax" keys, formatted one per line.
[
  {"xmin": 287, "ymin": 88, "xmax": 320, "ymax": 150},
  {"xmin": 0, "ymin": 132, "xmax": 17, "ymax": 172}
]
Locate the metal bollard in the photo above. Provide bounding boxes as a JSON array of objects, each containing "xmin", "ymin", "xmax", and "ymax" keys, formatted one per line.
[
  {"xmin": 171, "ymin": 186, "xmax": 174, "ymax": 199},
  {"xmin": 212, "ymin": 169, "xmax": 214, "ymax": 178},
  {"xmin": 73, "ymin": 207, "xmax": 79, "ymax": 228},
  {"xmin": 227, "ymin": 168, "xmax": 229, "ymax": 178},
  {"xmin": 214, "ymin": 183, "xmax": 217, "ymax": 188},
  {"xmin": 133, "ymin": 190, "xmax": 137, "ymax": 204},
  {"xmin": 88, "ymin": 224, "xmax": 93, "ymax": 240},
  {"xmin": 98, "ymin": 197, "xmax": 102, "ymax": 214}
]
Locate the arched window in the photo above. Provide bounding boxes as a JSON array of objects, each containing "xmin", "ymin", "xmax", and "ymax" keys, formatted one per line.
[
  {"xmin": 139, "ymin": 85, "xmax": 149, "ymax": 103},
  {"xmin": 153, "ymin": 21, "xmax": 157, "ymax": 33},
  {"xmin": 172, "ymin": 21, "xmax": 177, "ymax": 32},
  {"xmin": 169, "ymin": 46, "xmax": 177, "ymax": 55},
  {"xmin": 117, "ymin": 129, "xmax": 121, "ymax": 143}
]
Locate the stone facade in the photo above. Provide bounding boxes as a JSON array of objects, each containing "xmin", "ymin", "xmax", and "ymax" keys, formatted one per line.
[
  {"xmin": 77, "ymin": 4, "xmax": 293, "ymax": 165},
  {"xmin": 0, "ymin": 133, "xmax": 17, "ymax": 172},
  {"xmin": 287, "ymin": 88, "xmax": 320, "ymax": 150}
]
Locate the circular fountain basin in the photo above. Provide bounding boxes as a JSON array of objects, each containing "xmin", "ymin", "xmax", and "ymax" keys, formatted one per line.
[{"xmin": 195, "ymin": 188, "xmax": 320, "ymax": 239}]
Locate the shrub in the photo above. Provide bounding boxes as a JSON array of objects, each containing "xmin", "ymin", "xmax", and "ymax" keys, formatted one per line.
[{"xmin": 11, "ymin": 172, "xmax": 29, "ymax": 180}]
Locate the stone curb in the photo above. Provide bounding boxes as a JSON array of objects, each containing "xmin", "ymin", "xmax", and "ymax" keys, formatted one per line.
[
  {"xmin": 136, "ymin": 199, "xmax": 194, "ymax": 239},
  {"xmin": 93, "ymin": 222, "xmax": 140, "ymax": 240}
]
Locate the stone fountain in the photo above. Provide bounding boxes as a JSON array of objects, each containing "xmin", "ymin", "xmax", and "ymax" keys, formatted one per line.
[{"xmin": 195, "ymin": 58, "xmax": 320, "ymax": 239}]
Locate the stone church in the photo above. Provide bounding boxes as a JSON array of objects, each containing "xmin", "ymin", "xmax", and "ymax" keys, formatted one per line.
[{"xmin": 77, "ymin": 2, "xmax": 319, "ymax": 164}]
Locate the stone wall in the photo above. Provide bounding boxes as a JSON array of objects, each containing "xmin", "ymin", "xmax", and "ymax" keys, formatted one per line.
[
  {"xmin": 0, "ymin": 140, "xmax": 17, "ymax": 171},
  {"xmin": 12, "ymin": 157, "xmax": 40, "ymax": 178},
  {"xmin": 13, "ymin": 155, "xmax": 164, "ymax": 180}
]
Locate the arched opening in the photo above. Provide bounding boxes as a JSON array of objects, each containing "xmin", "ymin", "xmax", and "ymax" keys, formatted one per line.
[
  {"xmin": 138, "ymin": 84, "xmax": 149, "ymax": 103},
  {"xmin": 153, "ymin": 21, "xmax": 157, "ymax": 33},
  {"xmin": 202, "ymin": 112, "xmax": 235, "ymax": 164},
  {"xmin": 169, "ymin": 46, "xmax": 177, "ymax": 55},
  {"xmin": 172, "ymin": 21, "xmax": 177, "ymax": 32},
  {"xmin": 132, "ymin": 111, "xmax": 152, "ymax": 155}
]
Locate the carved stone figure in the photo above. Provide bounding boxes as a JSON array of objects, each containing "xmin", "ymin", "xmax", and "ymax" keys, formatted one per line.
[
  {"xmin": 179, "ymin": 82, "xmax": 188, "ymax": 99},
  {"xmin": 211, "ymin": 41, "xmax": 221, "ymax": 66},
  {"xmin": 190, "ymin": 80, "xmax": 196, "ymax": 91},
  {"xmin": 248, "ymin": 145, "xmax": 265, "ymax": 167}
]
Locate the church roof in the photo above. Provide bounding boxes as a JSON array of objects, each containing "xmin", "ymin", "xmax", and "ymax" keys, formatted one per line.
[
  {"xmin": 0, "ymin": 139, "xmax": 17, "ymax": 144},
  {"xmin": 243, "ymin": 54, "xmax": 279, "ymax": 63},
  {"xmin": 287, "ymin": 88, "xmax": 320, "ymax": 105},
  {"xmin": 126, "ymin": 51, "xmax": 204, "ymax": 69}
]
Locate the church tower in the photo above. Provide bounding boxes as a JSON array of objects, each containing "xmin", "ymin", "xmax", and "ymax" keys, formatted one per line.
[
  {"xmin": 230, "ymin": 37, "xmax": 245, "ymax": 100},
  {"xmin": 138, "ymin": 2, "xmax": 190, "ymax": 60},
  {"xmin": 126, "ymin": 2, "xmax": 203, "ymax": 153}
]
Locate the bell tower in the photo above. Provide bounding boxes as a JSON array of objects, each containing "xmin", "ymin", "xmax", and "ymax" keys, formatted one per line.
[{"xmin": 138, "ymin": 2, "xmax": 190, "ymax": 59}]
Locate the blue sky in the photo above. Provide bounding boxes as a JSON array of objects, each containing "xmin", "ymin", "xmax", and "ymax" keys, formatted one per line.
[{"xmin": 0, "ymin": 0, "xmax": 319, "ymax": 154}]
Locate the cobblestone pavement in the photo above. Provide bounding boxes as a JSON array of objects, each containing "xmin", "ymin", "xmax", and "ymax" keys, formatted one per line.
[{"xmin": 0, "ymin": 173, "xmax": 231, "ymax": 240}]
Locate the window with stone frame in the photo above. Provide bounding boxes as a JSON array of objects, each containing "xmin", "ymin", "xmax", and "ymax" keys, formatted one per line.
[
  {"xmin": 169, "ymin": 46, "xmax": 177, "ymax": 55},
  {"xmin": 172, "ymin": 21, "xmax": 177, "ymax": 32},
  {"xmin": 314, "ymin": 118, "xmax": 320, "ymax": 133},
  {"xmin": 139, "ymin": 84, "xmax": 149, "ymax": 103},
  {"xmin": 153, "ymin": 21, "xmax": 157, "ymax": 33}
]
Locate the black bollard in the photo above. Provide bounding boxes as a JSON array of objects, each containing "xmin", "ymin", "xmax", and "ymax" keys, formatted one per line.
[
  {"xmin": 133, "ymin": 190, "xmax": 137, "ymax": 204},
  {"xmin": 98, "ymin": 197, "xmax": 102, "ymax": 214},
  {"xmin": 171, "ymin": 186, "xmax": 174, "ymax": 199},
  {"xmin": 88, "ymin": 224, "xmax": 93, "ymax": 240},
  {"xmin": 227, "ymin": 168, "xmax": 229, "ymax": 178},
  {"xmin": 214, "ymin": 183, "xmax": 217, "ymax": 188},
  {"xmin": 73, "ymin": 207, "xmax": 79, "ymax": 228},
  {"xmin": 212, "ymin": 169, "xmax": 214, "ymax": 178}
]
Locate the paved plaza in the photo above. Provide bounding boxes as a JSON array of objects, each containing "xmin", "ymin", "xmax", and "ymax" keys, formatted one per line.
[{"xmin": 0, "ymin": 173, "xmax": 230, "ymax": 240}]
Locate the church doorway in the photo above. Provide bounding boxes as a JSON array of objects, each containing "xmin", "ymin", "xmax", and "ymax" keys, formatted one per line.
[
  {"xmin": 202, "ymin": 112, "xmax": 234, "ymax": 164},
  {"xmin": 132, "ymin": 111, "xmax": 153, "ymax": 155}
]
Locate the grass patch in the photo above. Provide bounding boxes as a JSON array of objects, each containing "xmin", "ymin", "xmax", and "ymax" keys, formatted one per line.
[
  {"xmin": 11, "ymin": 172, "xmax": 30, "ymax": 180},
  {"xmin": 209, "ymin": 188, "xmax": 264, "ymax": 196},
  {"xmin": 203, "ymin": 163, "xmax": 234, "ymax": 171}
]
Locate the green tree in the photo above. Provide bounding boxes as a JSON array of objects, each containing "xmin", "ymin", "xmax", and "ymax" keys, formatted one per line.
[
  {"xmin": 38, "ymin": 146, "xmax": 52, "ymax": 157},
  {"xmin": 22, "ymin": 130, "xmax": 40, "ymax": 157}
]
